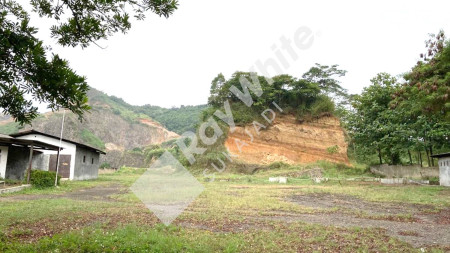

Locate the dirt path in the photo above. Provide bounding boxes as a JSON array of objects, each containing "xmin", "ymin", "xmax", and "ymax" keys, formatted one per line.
[{"xmin": 255, "ymin": 212, "xmax": 450, "ymax": 248}]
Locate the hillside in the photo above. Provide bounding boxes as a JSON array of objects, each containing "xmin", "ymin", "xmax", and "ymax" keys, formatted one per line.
[
  {"xmin": 0, "ymin": 88, "xmax": 206, "ymax": 168},
  {"xmin": 225, "ymin": 115, "xmax": 349, "ymax": 165}
]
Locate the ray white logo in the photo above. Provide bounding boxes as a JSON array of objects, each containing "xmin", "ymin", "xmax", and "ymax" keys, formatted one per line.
[{"xmin": 131, "ymin": 26, "xmax": 317, "ymax": 225}]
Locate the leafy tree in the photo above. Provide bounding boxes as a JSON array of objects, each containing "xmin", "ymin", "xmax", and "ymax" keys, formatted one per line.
[
  {"xmin": 345, "ymin": 73, "xmax": 402, "ymax": 164},
  {"xmin": 393, "ymin": 31, "xmax": 450, "ymax": 163},
  {"xmin": 302, "ymin": 63, "xmax": 347, "ymax": 97},
  {"xmin": 206, "ymin": 65, "xmax": 345, "ymax": 124},
  {"xmin": 394, "ymin": 30, "xmax": 449, "ymax": 121},
  {"xmin": 345, "ymin": 32, "xmax": 450, "ymax": 165},
  {"xmin": 0, "ymin": 0, "xmax": 178, "ymax": 124},
  {"xmin": 30, "ymin": 0, "xmax": 178, "ymax": 48}
]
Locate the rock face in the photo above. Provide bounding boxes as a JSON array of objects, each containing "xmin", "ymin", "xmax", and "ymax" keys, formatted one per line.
[
  {"xmin": 23, "ymin": 110, "xmax": 178, "ymax": 151},
  {"xmin": 225, "ymin": 115, "xmax": 349, "ymax": 165},
  {"xmin": 0, "ymin": 88, "xmax": 182, "ymax": 169}
]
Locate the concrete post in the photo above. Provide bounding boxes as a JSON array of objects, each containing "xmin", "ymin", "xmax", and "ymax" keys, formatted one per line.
[{"xmin": 26, "ymin": 144, "xmax": 34, "ymax": 184}]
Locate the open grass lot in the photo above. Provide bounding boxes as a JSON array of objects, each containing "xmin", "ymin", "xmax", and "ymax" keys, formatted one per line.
[{"xmin": 1, "ymin": 167, "xmax": 450, "ymax": 252}]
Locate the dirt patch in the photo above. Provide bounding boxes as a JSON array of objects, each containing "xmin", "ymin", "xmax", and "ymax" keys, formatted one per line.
[
  {"xmin": 8, "ymin": 205, "xmax": 160, "ymax": 242},
  {"xmin": 284, "ymin": 193, "xmax": 450, "ymax": 247},
  {"xmin": 289, "ymin": 193, "xmax": 435, "ymax": 216}
]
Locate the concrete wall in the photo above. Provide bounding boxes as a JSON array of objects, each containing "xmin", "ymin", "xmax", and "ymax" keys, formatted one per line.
[
  {"xmin": 32, "ymin": 154, "xmax": 50, "ymax": 172},
  {"xmin": 0, "ymin": 146, "xmax": 9, "ymax": 179},
  {"xmin": 370, "ymin": 164, "xmax": 439, "ymax": 179},
  {"xmin": 15, "ymin": 134, "xmax": 77, "ymax": 180},
  {"xmin": 4, "ymin": 146, "xmax": 49, "ymax": 180},
  {"xmin": 5, "ymin": 146, "xmax": 30, "ymax": 180},
  {"xmin": 438, "ymin": 157, "xmax": 450, "ymax": 187},
  {"xmin": 73, "ymin": 147, "xmax": 99, "ymax": 180}
]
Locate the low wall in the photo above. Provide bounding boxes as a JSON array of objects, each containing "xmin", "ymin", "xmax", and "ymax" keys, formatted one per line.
[
  {"xmin": 370, "ymin": 164, "xmax": 439, "ymax": 179},
  {"xmin": 0, "ymin": 184, "xmax": 31, "ymax": 195}
]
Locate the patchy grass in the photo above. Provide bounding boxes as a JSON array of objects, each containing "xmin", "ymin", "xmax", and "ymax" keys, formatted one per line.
[{"xmin": 1, "ymin": 166, "xmax": 449, "ymax": 252}]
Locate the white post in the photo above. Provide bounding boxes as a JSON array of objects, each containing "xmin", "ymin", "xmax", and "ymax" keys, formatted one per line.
[{"xmin": 55, "ymin": 109, "xmax": 66, "ymax": 187}]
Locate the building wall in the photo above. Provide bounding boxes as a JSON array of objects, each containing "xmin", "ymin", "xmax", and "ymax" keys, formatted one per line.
[
  {"xmin": 0, "ymin": 146, "xmax": 9, "ymax": 179},
  {"xmin": 15, "ymin": 134, "xmax": 77, "ymax": 180},
  {"xmin": 33, "ymin": 154, "xmax": 50, "ymax": 172},
  {"xmin": 73, "ymin": 147, "xmax": 99, "ymax": 180},
  {"xmin": 439, "ymin": 157, "xmax": 450, "ymax": 187},
  {"xmin": 4, "ymin": 146, "xmax": 49, "ymax": 180}
]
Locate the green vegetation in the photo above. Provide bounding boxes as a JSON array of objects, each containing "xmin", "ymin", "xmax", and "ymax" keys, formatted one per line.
[
  {"xmin": 88, "ymin": 88, "xmax": 206, "ymax": 134},
  {"xmin": 79, "ymin": 129, "xmax": 105, "ymax": 150},
  {"xmin": 136, "ymin": 104, "xmax": 208, "ymax": 134},
  {"xmin": 326, "ymin": 145, "xmax": 340, "ymax": 154},
  {"xmin": 344, "ymin": 31, "xmax": 450, "ymax": 165},
  {"xmin": 30, "ymin": 170, "xmax": 59, "ymax": 188},
  {"xmin": 1, "ymin": 168, "xmax": 449, "ymax": 252},
  {"xmin": 0, "ymin": 121, "xmax": 21, "ymax": 135},
  {"xmin": 99, "ymin": 162, "xmax": 111, "ymax": 169},
  {"xmin": 207, "ymin": 64, "xmax": 346, "ymax": 124}
]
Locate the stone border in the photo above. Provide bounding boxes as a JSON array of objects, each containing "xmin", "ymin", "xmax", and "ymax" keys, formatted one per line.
[{"xmin": 0, "ymin": 184, "xmax": 32, "ymax": 195}]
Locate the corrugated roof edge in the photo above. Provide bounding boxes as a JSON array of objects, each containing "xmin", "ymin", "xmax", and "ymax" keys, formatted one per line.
[
  {"xmin": 430, "ymin": 152, "xmax": 450, "ymax": 158},
  {"xmin": 10, "ymin": 129, "xmax": 106, "ymax": 155}
]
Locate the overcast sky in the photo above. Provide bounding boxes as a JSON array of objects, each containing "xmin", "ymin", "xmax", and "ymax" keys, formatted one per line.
[{"xmin": 31, "ymin": 0, "xmax": 450, "ymax": 108}]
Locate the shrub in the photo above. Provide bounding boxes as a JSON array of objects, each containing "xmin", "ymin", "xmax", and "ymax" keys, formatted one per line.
[
  {"xmin": 132, "ymin": 147, "xmax": 143, "ymax": 153},
  {"xmin": 30, "ymin": 170, "xmax": 60, "ymax": 188},
  {"xmin": 326, "ymin": 145, "xmax": 340, "ymax": 154},
  {"xmin": 80, "ymin": 129, "xmax": 105, "ymax": 150},
  {"xmin": 267, "ymin": 161, "xmax": 290, "ymax": 169},
  {"xmin": 100, "ymin": 162, "xmax": 111, "ymax": 169},
  {"xmin": 310, "ymin": 95, "xmax": 335, "ymax": 117}
]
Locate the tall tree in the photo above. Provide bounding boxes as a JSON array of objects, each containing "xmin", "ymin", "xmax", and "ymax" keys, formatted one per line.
[
  {"xmin": 302, "ymin": 63, "xmax": 347, "ymax": 97},
  {"xmin": 0, "ymin": 0, "xmax": 178, "ymax": 124},
  {"xmin": 393, "ymin": 31, "xmax": 450, "ymax": 158},
  {"xmin": 345, "ymin": 73, "xmax": 402, "ymax": 164}
]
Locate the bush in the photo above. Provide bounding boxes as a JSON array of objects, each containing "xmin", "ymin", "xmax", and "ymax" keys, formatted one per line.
[
  {"xmin": 310, "ymin": 95, "xmax": 335, "ymax": 117},
  {"xmin": 100, "ymin": 162, "xmax": 111, "ymax": 169},
  {"xmin": 326, "ymin": 145, "xmax": 340, "ymax": 154},
  {"xmin": 30, "ymin": 170, "xmax": 60, "ymax": 188}
]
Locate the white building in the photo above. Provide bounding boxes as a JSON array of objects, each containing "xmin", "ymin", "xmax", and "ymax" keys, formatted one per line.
[
  {"xmin": 1, "ymin": 130, "xmax": 105, "ymax": 181},
  {"xmin": 431, "ymin": 152, "xmax": 450, "ymax": 187}
]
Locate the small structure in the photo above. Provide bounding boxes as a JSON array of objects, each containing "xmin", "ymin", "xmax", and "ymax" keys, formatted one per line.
[
  {"xmin": 0, "ymin": 133, "xmax": 62, "ymax": 182},
  {"xmin": 1, "ymin": 130, "xmax": 105, "ymax": 181},
  {"xmin": 431, "ymin": 152, "xmax": 450, "ymax": 187},
  {"xmin": 268, "ymin": 177, "xmax": 288, "ymax": 184}
]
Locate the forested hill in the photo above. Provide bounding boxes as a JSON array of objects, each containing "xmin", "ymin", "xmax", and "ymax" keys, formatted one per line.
[
  {"xmin": 0, "ymin": 88, "xmax": 206, "ymax": 150},
  {"xmin": 86, "ymin": 88, "xmax": 207, "ymax": 134}
]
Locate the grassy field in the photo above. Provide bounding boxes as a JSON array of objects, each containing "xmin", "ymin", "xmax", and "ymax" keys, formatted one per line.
[{"xmin": 0, "ymin": 165, "xmax": 449, "ymax": 252}]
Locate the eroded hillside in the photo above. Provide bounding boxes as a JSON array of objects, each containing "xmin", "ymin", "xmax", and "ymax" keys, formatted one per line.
[
  {"xmin": 0, "ymin": 88, "xmax": 182, "ymax": 168},
  {"xmin": 225, "ymin": 115, "xmax": 349, "ymax": 165}
]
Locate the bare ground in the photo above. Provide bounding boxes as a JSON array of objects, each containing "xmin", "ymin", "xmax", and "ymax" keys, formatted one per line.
[
  {"xmin": 281, "ymin": 193, "xmax": 450, "ymax": 247},
  {"xmin": 2, "ymin": 184, "xmax": 450, "ymax": 248}
]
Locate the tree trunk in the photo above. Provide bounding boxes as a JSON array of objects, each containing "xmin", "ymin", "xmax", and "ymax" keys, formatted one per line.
[
  {"xmin": 425, "ymin": 147, "xmax": 431, "ymax": 167},
  {"xmin": 408, "ymin": 150, "xmax": 413, "ymax": 165},
  {"xmin": 429, "ymin": 144, "xmax": 434, "ymax": 167},
  {"xmin": 26, "ymin": 145, "xmax": 34, "ymax": 184},
  {"xmin": 418, "ymin": 151, "xmax": 423, "ymax": 167},
  {"xmin": 378, "ymin": 148, "xmax": 382, "ymax": 165}
]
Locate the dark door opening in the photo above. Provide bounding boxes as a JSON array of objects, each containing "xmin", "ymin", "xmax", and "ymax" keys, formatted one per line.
[{"xmin": 49, "ymin": 154, "xmax": 71, "ymax": 178}]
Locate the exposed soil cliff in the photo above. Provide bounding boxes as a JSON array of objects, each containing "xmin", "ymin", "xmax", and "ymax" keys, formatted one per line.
[{"xmin": 225, "ymin": 115, "xmax": 349, "ymax": 165}]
